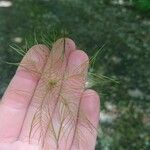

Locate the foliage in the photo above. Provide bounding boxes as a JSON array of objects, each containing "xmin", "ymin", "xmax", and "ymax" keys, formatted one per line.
[{"xmin": 133, "ymin": 0, "xmax": 150, "ymax": 12}]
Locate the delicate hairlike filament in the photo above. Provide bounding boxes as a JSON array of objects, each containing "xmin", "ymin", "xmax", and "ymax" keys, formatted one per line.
[{"xmin": 3, "ymin": 36, "xmax": 118, "ymax": 150}]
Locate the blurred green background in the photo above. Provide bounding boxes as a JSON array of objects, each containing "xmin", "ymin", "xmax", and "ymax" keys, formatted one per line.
[{"xmin": 0, "ymin": 0, "xmax": 150, "ymax": 149}]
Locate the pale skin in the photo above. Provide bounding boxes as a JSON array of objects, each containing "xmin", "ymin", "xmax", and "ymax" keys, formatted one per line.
[{"xmin": 0, "ymin": 38, "xmax": 100, "ymax": 150}]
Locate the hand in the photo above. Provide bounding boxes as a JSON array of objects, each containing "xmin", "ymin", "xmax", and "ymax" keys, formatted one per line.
[{"xmin": 0, "ymin": 38, "xmax": 100, "ymax": 150}]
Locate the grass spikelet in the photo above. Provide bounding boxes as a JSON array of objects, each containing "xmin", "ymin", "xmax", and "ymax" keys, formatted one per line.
[{"xmin": 2, "ymin": 31, "xmax": 119, "ymax": 149}]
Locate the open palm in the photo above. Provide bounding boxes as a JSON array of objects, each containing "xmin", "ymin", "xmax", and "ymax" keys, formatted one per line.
[{"xmin": 0, "ymin": 39, "xmax": 99, "ymax": 150}]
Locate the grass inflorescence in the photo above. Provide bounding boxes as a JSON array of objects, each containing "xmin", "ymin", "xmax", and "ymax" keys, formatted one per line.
[{"xmin": 2, "ymin": 30, "xmax": 119, "ymax": 150}]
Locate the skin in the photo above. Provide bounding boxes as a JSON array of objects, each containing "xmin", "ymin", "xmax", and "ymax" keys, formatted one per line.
[{"xmin": 0, "ymin": 38, "xmax": 100, "ymax": 150}]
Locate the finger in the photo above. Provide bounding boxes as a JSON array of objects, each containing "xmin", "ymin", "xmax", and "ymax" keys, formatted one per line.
[
  {"xmin": 76, "ymin": 89, "xmax": 100, "ymax": 150},
  {"xmin": 57, "ymin": 50, "xmax": 89, "ymax": 149},
  {"xmin": 19, "ymin": 38, "xmax": 76, "ymax": 145},
  {"xmin": 0, "ymin": 45, "xmax": 49, "ymax": 142}
]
